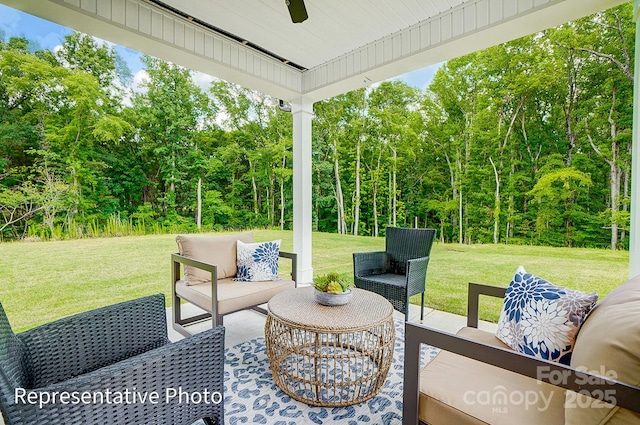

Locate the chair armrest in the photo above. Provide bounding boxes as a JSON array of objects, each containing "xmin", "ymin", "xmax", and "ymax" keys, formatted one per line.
[
  {"xmin": 12, "ymin": 326, "xmax": 226, "ymax": 425},
  {"xmin": 279, "ymin": 251, "xmax": 297, "ymax": 283},
  {"xmin": 18, "ymin": 294, "xmax": 168, "ymax": 388},
  {"xmin": 466, "ymin": 282, "xmax": 506, "ymax": 328},
  {"xmin": 406, "ymin": 256, "xmax": 430, "ymax": 295},
  {"xmin": 172, "ymin": 252, "xmax": 296, "ymax": 281},
  {"xmin": 172, "ymin": 252, "xmax": 217, "ymax": 280},
  {"xmin": 172, "ymin": 253, "xmax": 219, "ymax": 318},
  {"xmin": 401, "ymin": 322, "xmax": 640, "ymax": 425},
  {"xmin": 353, "ymin": 251, "xmax": 387, "ymax": 277}
]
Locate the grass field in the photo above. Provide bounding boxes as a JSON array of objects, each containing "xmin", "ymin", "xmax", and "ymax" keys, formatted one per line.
[{"xmin": 0, "ymin": 229, "xmax": 629, "ymax": 331}]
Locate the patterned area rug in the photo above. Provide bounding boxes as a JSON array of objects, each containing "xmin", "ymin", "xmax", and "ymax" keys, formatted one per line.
[{"xmin": 223, "ymin": 320, "xmax": 439, "ymax": 425}]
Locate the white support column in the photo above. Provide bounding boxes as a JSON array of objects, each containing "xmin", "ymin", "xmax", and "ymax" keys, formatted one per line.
[
  {"xmin": 630, "ymin": 0, "xmax": 640, "ymax": 279},
  {"xmin": 291, "ymin": 98, "xmax": 314, "ymax": 284}
]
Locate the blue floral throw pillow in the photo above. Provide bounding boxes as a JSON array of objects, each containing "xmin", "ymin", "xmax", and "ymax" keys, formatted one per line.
[
  {"xmin": 234, "ymin": 240, "xmax": 281, "ymax": 282},
  {"xmin": 495, "ymin": 266, "xmax": 598, "ymax": 365}
]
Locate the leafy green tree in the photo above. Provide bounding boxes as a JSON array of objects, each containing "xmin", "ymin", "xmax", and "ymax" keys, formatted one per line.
[
  {"xmin": 425, "ymin": 57, "xmax": 481, "ymax": 243},
  {"xmin": 551, "ymin": 3, "xmax": 634, "ymax": 249},
  {"xmin": 368, "ymin": 81, "xmax": 420, "ymax": 229},
  {"xmin": 56, "ymin": 32, "xmax": 129, "ymax": 90},
  {"xmin": 130, "ymin": 56, "xmax": 209, "ymax": 224},
  {"xmin": 529, "ymin": 166, "xmax": 592, "ymax": 246},
  {"xmin": 314, "ymin": 92, "xmax": 359, "ymax": 234},
  {"xmin": 208, "ymin": 80, "xmax": 293, "ymax": 228}
]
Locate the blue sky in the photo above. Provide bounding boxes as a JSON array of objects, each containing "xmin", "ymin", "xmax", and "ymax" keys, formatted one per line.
[
  {"xmin": 0, "ymin": 5, "xmax": 145, "ymax": 77},
  {"xmin": 0, "ymin": 4, "xmax": 440, "ymax": 91}
]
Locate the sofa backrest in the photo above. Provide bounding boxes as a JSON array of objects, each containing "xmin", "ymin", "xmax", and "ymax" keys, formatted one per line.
[
  {"xmin": 566, "ymin": 274, "xmax": 640, "ymax": 424},
  {"xmin": 176, "ymin": 232, "xmax": 254, "ymax": 283}
]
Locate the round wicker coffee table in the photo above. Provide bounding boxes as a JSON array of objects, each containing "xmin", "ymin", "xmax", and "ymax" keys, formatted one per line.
[{"xmin": 265, "ymin": 287, "xmax": 395, "ymax": 407}]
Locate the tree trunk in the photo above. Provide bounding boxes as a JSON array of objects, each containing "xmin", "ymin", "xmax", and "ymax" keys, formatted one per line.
[
  {"xmin": 457, "ymin": 156, "xmax": 463, "ymax": 244},
  {"xmin": 270, "ymin": 175, "xmax": 276, "ymax": 226},
  {"xmin": 489, "ymin": 157, "xmax": 500, "ymax": 244},
  {"xmin": 372, "ymin": 186, "xmax": 379, "ymax": 237},
  {"xmin": 280, "ymin": 156, "xmax": 286, "ymax": 230},
  {"xmin": 352, "ymin": 138, "xmax": 361, "ymax": 236},
  {"xmin": 388, "ymin": 171, "xmax": 392, "ymax": 227},
  {"xmin": 248, "ymin": 158, "xmax": 258, "ymax": 215},
  {"xmin": 609, "ymin": 164, "xmax": 621, "ymax": 251},
  {"xmin": 434, "ymin": 141, "xmax": 458, "ymax": 239},
  {"xmin": 585, "ymin": 89, "xmax": 622, "ymax": 250},
  {"xmin": 392, "ymin": 147, "xmax": 397, "ymax": 227},
  {"xmin": 333, "ymin": 143, "xmax": 346, "ymax": 235},
  {"xmin": 507, "ymin": 167, "xmax": 515, "ymax": 242},
  {"xmin": 563, "ymin": 58, "xmax": 579, "ymax": 167},
  {"xmin": 369, "ymin": 148, "xmax": 383, "ymax": 237},
  {"xmin": 608, "ymin": 91, "xmax": 620, "ymax": 250},
  {"xmin": 496, "ymin": 97, "xmax": 522, "ymax": 244},
  {"xmin": 266, "ymin": 185, "xmax": 271, "ymax": 225},
  {"xmin": 621, "ymin": 147, "xmax": 630, "ymax": 244},
  {"xmin": 196, "ymin": 178, "xmax": 201, "ymax": 229}
]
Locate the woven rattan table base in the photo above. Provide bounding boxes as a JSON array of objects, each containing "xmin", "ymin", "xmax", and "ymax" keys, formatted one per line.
[{"xmin": 265, "ymin": 287, "xmax": 395, "ymax": 407}]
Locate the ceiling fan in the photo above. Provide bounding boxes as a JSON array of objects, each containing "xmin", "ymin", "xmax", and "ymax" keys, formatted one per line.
[{"xmin": 285, "ymin": 0, "xmax": 308, "ymax": 23}]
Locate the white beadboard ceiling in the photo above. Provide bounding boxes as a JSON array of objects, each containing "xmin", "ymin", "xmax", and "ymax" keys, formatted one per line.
[
  {"xmin": 0, "ymin": 0, "xmax": 630, "ymax": 101},
  {"xmin": 154, "ymin": 0, "xmax": 466, "ymax": 70}
]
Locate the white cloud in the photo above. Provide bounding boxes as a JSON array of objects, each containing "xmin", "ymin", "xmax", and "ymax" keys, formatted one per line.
[
  {"xmin": 119, "ymin": 69, "xmax": 149, "ymax": 107},
  {"xmin": 131, "ymin": 69, "xmax": 149, "ymax": 93},
  {"xmin": 192, "ymin": 71, "xmax": 217, "ymax": 90}
]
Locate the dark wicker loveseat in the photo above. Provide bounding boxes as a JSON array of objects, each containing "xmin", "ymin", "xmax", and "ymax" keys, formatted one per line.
[{"xmin": 0, "ymin": 294, "xmax": 225, "ymax": 425}]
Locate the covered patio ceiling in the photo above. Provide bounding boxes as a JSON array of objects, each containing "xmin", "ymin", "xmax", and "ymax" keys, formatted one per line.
[
  {"xmin": 1, "ymin": 0, "xmax": 637, "ymax": 280},
  {"xmin": 1, "ymin": 0, "xmax": 629, "ymax": 102}
]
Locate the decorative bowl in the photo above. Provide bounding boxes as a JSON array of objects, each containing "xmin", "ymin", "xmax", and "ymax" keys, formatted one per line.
[{"xmin": 313, "ymin": 288, "xmax": 353, "ymax": 306}]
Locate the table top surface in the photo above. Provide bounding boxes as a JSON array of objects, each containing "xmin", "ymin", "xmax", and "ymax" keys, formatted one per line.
[{"xmin": 267, "ymin": 287, "xmax": 393, "ymax": 331}]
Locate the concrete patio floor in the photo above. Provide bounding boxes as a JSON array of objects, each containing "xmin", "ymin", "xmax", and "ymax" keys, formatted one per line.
[{"xmin": 166, "ymin": 300, "xmax": 499, "ymax": 346}]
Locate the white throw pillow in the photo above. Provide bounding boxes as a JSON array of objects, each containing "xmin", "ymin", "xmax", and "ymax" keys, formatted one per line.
[{"xmin": 234, "ymin": 240, "xmax": 281, "ymax": 282}]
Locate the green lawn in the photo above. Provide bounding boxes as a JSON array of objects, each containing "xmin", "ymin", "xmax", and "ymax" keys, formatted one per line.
[{"xmin": 0, "ymin": 230, "xmax": 629, "ymax": 331}]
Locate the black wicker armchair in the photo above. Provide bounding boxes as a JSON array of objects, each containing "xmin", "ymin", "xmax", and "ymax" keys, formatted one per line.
[
  {"xmin": 0, "ymin": 294, "xmax": 225, "ymax": 425},
  {"xmin": 353, "ymin": 227, "xmax": 436, "ymax": 321}
]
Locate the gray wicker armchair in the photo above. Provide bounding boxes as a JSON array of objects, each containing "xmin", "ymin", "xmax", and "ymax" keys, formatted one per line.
[
  {"xmin": 0, "ymin": 294, "xmax": 225, "ymax": 425},
  {"xmin": 353, "ymin": 227, "xmax": 436, "ymax": 321}
]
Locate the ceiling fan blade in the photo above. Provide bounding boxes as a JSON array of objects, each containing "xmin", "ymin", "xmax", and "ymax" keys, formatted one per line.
[{"xmin": 287, "ymin": 0, "xmax": 308, "ymax": 23}]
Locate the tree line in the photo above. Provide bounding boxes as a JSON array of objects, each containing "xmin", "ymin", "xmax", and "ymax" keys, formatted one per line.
[{"xmin": 0, "ymin": 4, "xmax": 634, "ymax": 249}]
